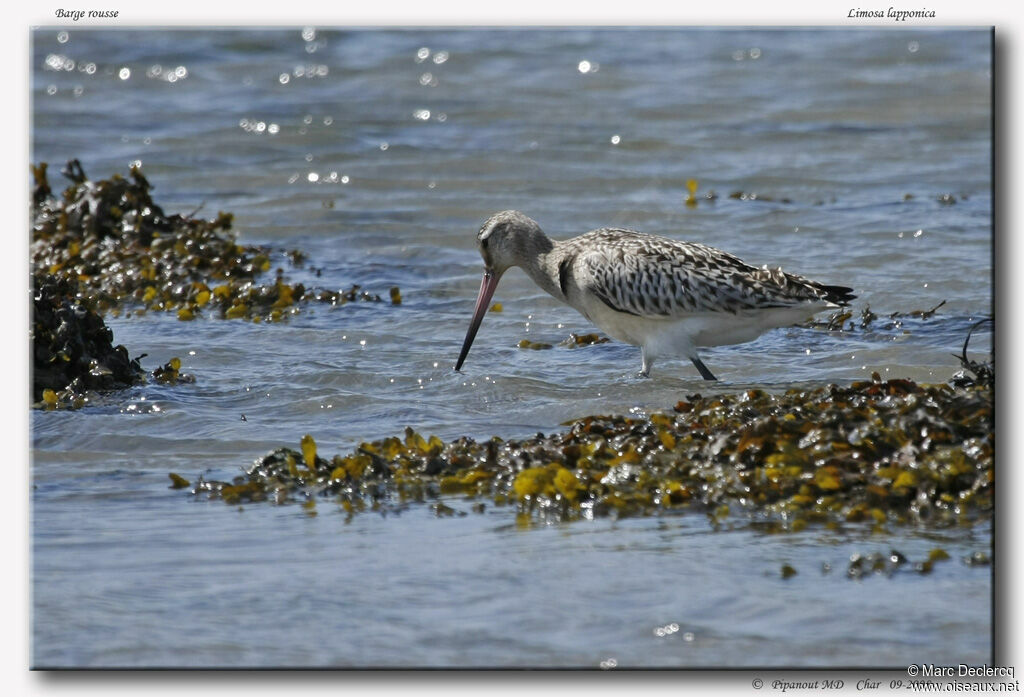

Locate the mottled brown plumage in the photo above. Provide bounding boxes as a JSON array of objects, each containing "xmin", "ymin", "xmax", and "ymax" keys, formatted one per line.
[{"xmin": 560, "ymin": 228, "xmax": 853, "ymax": 317}]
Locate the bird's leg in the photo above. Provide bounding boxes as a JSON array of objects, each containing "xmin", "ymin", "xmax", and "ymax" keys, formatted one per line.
[
  {"xmin": 638, "ymin": 347, "xmax": 653, "ymax": 378},
  {"xmin": 690, "ymin": 355, "xmax": 717, "ymax": 381}
]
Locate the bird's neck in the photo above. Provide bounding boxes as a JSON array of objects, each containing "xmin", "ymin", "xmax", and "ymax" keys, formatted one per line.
[{"xmin": 516, "ymin": 236, "xmax": 565, "ymax": 300}]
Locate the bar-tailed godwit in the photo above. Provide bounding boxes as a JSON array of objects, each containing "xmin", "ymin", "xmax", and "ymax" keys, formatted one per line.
[{"xmin": 454, "ymin": 210, "xmax": 854, "ymax": 380}]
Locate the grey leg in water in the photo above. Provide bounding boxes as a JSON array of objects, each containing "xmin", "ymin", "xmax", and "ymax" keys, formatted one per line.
[{"xmin": 691, "ymin": 356, "xmax": 718, "ymax": 381}]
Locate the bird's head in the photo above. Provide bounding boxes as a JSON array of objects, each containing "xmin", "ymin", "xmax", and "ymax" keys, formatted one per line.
[
  {"xmin": 455, "ymin": 210, "xmax": 549, "ymax": 371},
  {"xmin": 475, "ymin": 210, "xmax": 547, "ymax": 276}
]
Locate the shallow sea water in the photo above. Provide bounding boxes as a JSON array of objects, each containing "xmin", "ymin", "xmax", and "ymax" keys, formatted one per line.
[{"xmin": 31, "ymin": 27, "xmax": 992, "ymax": 668}]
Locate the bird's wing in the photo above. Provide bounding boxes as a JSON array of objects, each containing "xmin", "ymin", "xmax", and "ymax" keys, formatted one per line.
[{"xmin": 570, "ymin": 230, "xmax": 839, "ymax": 319}]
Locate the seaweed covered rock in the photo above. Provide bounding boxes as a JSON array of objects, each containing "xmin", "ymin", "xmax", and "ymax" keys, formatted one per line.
[
  {"xmin": 32, "ymin": 160, "xmax": 245, "ymax": 311},
  {"xmin": 186, "ymin": 376, "xmax": 992, "ymax": 532},
  {"xmin": 30, "ymin": 160, "xmax": 387, "ymax": 321},
  {"xmin": 32, "ymin": 272, "xmax": 145, "ymax": 405}
]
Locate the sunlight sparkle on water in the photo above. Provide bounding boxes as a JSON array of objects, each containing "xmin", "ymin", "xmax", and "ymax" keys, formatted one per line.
[
  {"xmin": 653, "ymin": 623, "xmax": 679, "ymax": 637},
  {"xmin": 45, "ymin": 54, "xmax": 75, "ymax": 71},
  {"xmin": 239, "ymin": 119, "xmax": 278, "ymax": 135},
  {"xmin": 152, "ymin": 65, "xmax": 187, "ymax": 83},
  {"xmin": 293, "ymin": 64, "xmax": 329, "ymax": 78}
]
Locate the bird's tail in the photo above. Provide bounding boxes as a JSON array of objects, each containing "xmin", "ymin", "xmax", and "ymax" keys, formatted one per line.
[{"xmin": 819, "ymin": 284, "xmax": 856, "ymax": 306}]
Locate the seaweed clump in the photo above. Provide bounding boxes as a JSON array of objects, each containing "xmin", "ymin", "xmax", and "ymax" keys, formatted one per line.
[
  {"xmin": 31, "ymin": 160, "xmax": 387, "ymax": 322},
  {"xmin": 950, "ymin": 320, "xmax": 993, "ymax": 389},
  {"xmin": 812, "ymin": 547, "xmax": 980, "ymax": 580},
  {"xmin": 186, "ymin": 375, "xmax": 992, "ymax": 532},
  {"xmin": 803, "ymin": 300, "xmax": 955, "ymax": 334},
  {"xmin": 32, "ymin": 271, "xmax": 195, "ymax": 407},
  {"xmin": 32, "ymin": 272, "xmax": 145, "ymax": 406},
  {"xmin": 561, "ymin": 332, "xmax": 610, "ymax": 348}
]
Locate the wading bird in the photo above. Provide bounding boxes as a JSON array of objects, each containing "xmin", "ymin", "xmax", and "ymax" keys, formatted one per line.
[{"xmin": 455, "ymin": 210, "xmax": 854, "ymax": 380}]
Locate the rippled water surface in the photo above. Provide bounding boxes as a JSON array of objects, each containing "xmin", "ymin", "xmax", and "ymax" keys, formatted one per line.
[{"xmin": 31, "ymin": 28, "xmax": 992, "ymax": 668}]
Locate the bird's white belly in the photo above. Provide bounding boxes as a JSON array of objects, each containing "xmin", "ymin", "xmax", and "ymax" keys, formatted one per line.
[
  {"xmin": 570, "ymin": 296, "xmax": 649, "ymax": 346},
  {"xmin": 688, "ymin": 305, "xmax": 827, "ymax": 346},
  {"xmin": 573, "ymin": 295, "xmax": 827, "ymax": 357}
]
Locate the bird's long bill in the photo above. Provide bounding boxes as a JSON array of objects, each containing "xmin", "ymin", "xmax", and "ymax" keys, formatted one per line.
[{"xmin": 455, "ymin": 270, "xmax": 500, "ymax": 371}]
